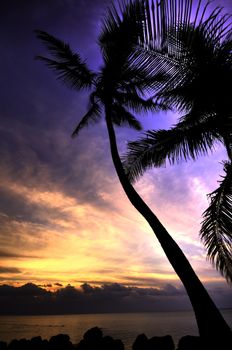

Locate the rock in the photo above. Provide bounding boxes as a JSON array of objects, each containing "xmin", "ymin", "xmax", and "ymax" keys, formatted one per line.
[
  {"xmin": 49, "ymin": 334, "xmax": 73, "ymax": 349},
  {"xmin": 31, "ymin": 336, "xmax": 42, "ymax": 344},
  {"xmin": 77, "ymin": 327, "xmax": 124, "ymax": 350},
  {"xmin": 77, "ymin": 327, "xmax": 103, "ymax": 350},
  {"xmin": 8, "ymin": 339, "xmax": 31, "ymax": 350},
  {"xmin": 42, "ymin": 340, "xmax": 49, "ymax": 349},
  {"xmin": 8, "ymin": 339, "xmax": 18, "ymax": 350},
  {"xmin": 177, "ymin": 335, "xmax": 202, "ymax": 350},
  {"xmin": 0, "ymin": 341, "xmax": 7, "ymax": 350},
  {"xmin": 101, "ymin": 336, "xmax": 124, "ymax": 350},
  {"xmin": 114, "ymin": 339, "xmax": 124, "ymax": 350},
  {"xmin": 20, "ymin": 339, "xmax": 31, "ymax": 350},
  {"xmin": 83, "ymin": 327, "xmax": 103, "ymax": 342},
  {"xmin": 76, "ymin": 339, "xmax": 87, "ymax": 350},
  {"xmin": 148, "ymin": 335, "xmax": 175, "ymax": 350},
  {"xmin": 30, "ymin": 336, "xmax": 45, "ymax": 350},
  {"xmin": 132, "ymin": 334, "xmax": 149, "ymax": 350}
]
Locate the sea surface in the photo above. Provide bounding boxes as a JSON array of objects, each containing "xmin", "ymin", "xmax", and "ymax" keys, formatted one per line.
[{"xmin": 0, "ymin": 310, "xmax": 232, "ymax": 349}]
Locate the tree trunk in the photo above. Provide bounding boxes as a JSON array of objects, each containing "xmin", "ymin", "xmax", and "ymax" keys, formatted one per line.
[{"xmin": 104, "ymin": 106, "xmax": 231, "ymax": 348}]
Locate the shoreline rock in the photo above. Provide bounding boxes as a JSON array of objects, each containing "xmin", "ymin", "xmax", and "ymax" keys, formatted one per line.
[{"xmin": 0, "ymin": 327, "xmax": 203, "ymax": 350}]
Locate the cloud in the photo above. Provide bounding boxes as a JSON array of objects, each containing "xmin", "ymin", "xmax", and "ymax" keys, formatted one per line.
[
  {"xmin": 0, "ymin": 282, "xmax": 187, "ymax": 315},
  {"xmin": 0, "ymin": 250, "xmax": 40, "ymax": 259},
  {"xmin": 1, "ymin": 282, "xmax": 231, "ymax": 316},
  {"xmin": 0, "ymin": 267, "xmax": 22, "ymax": 274}
]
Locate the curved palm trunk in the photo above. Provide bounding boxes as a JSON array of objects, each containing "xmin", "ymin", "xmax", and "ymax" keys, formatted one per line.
[{"xmin": 104, "ymin": 104, "xmax": 231, "ymax": 348}]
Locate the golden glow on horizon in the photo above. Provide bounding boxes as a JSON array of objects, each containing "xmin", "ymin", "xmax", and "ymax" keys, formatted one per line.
[{"xmin": 0, "ymin": 172, "xmax": 224, "ymax": 289}]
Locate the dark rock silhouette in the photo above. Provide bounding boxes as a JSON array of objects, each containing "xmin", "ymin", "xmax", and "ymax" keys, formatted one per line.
[
  {"xmin": 30, "ymin": 336, "xmax": 48, "ymax": 350},
  {"xmin": 177, "ymin": 335, "xmax": 203, "ymax": 350},
  {"xmin": 5, "ymin": 335, "xmax": 74, "ymax": 350},
  {"xmin": 132, "ymin": 333, "xmax": 174, "ymax": 350},
  {"xmin": 113, "ymin": 339, "xmax": 124, "ymax": 350},
  {"xmin": 148, "ymin": 335, "xmax": 175, "ymax": 350},
  {"xmin": 0, "ymin": 341, "xmax": 7, "ymax": 350},
  {"xmin": 1, "ymin": 328, "xmax": 213, "ymax": 350},
  {"xmin": 83, "ymin": 327, "xmax": 103, "ymax": 342},
  {"xmin": 49, "ymin": 334, "xmax": 73, "ymax": 350},
  {"xmin": 31, "ymin": 336, "xmax": 42, "ymax": 344},
  {"xmin": 8, "ymin": 339, "xmax": 31, "ymax": 350},
  {"xmin": 101, "ymin": 336, "xmax": 124, "ymax": 350},
  {"xmin": 132, "ymin": 334, "xmax": 148, "ymax": 350},
  {"xmin": 77, "ymin": 327, "xmax": 124, "ymax": 350}
]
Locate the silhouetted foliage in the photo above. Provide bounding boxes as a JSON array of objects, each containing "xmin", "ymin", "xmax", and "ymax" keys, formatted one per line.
[{"xmin": 124, "ymin": 0, "xmax": 232, "ymax": 282}]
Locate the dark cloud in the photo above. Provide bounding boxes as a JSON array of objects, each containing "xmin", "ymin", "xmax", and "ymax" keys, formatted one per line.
[
  {"xmin": 0, "ymin": 182, "xmax": 81, "ymax": 233},
  {"xmin": 0, "ymin": 250, "xmax": 40, "ymax": 259},
  {"xmin": 0, "ymin": 282, "xmax": 185, "ymax": 315},
  {"xmin": 0, "ymin": 214, "xmax": 50, "ymax": 256},
  {"xmin": 0, "ymin": 0, "xmax": 118, "ymax": 218},
  {"xmin": 38, "ymin": 284, "xmax": 53, "ymax": 288},
  {"xmin": 119, "ymin": 276, "xmax": 174, "ymax": 287},
  {"xmin": 0, "ymin": 186, "xmax": 70, "ymax": 227},
  {"xmin": 0, "ymin": 282, "xmax": 231, "ymax": 315},
  {"xmin": 0, "ymin": 283, "xmax": 47, "ymax": 297},
  {"xmin": 0, "ymin": 267, "xmax": 22, "ymax": 274}
]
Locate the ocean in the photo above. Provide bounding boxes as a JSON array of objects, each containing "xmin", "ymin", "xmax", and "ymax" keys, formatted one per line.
[{"xmin": 0, "ymin": 310, "xmax": 232, "ymax": 349}]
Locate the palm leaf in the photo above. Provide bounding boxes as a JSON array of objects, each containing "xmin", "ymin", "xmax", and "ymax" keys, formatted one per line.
[
  {"xmin": 72, "ymin": 102, "xmax": 102, "ymax": 137},
  {"xmin": 124, "ymin": 116, "xmax": 221, "ymax": 182},
  {"xmin": 111, "ymin": 104, "xmax": 142, "ymax": 131},
  {"xmin": 118, "ymin": 55, "xmax": 169, "ymax": 94},
  {"xmin": 98, "ymin": 1, "xmax": 170, "ymax": 103},
  {"xmin": 138, "ymin": 1, "xmax": 232, "ymax": 115},
  {"xmin": 35, "ymin": 30, "xmax": 95, "ymax": 90},
  {"xmin": 200, "ymin": 161, "xmax": 232, "ymax": 282},
  {"xmin": 115, "ymin": 90, "xmax": 165, "ymax": 113},
  {"xmin": 99, "ymin": 0, "xmax": 145, "ymax": 64},
  {"xmin": 155, "ymin": 24, "xmax": 232, "ymax": 114},
  {"xmin": 142, "ymin": 0, "xmax": 231, "ymax": 55}
]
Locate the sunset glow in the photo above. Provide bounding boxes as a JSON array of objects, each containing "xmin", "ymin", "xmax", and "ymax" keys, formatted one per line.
[{"xmin": 0, "ymin": 0, "xmax": 231, "ymax": 314}]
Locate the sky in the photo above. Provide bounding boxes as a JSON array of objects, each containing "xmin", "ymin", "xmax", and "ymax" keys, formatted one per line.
[{"xmin": 0, "ymin": 0, "xmax": 232, "ymax": 314}]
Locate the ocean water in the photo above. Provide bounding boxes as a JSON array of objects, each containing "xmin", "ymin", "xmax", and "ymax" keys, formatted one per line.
[{"xmin": 0, "ymin": 310, "xmax": 232, "ymax": 349}]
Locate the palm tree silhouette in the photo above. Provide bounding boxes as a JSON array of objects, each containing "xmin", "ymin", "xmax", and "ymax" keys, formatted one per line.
[
  {"xmin": 124, "ymin": 0, "xmax": 232, "ymax": 284},
  {"xmin": 36, "ymin": 0, "xmax": 231, "ymax": 347}
]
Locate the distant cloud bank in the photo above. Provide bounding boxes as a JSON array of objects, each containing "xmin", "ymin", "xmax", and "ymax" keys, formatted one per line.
[{"xmin": 0, "ymin": 282, "xmax": 231, "ymax": 315}]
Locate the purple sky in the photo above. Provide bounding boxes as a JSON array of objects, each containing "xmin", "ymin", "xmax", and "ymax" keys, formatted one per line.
[{"xmin": 0, "ymin": 0, "xmax": 231, "ymax": 313}]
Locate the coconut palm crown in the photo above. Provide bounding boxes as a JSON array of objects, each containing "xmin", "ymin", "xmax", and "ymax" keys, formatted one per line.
[
  {"xmin": 124, "ymin": 0, "xmax": 232, "ymax": 283},
  {"xmin": 35, "ymin": 1, "xmax": 165, "ymax": 143}
]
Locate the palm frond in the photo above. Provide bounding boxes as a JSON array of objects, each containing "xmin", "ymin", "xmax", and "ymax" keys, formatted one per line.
[
  {"xmin": 99, "ymin": 0, "xmax": 145, "ymax": 67},
  {"xmin": 72, "ymin": 102, "xmax": 102, "ymax": 137},
  {"xmin": 123, "ymin": 116, "xmax": 220, "ymax": 182},
  {"xmin": 200, "ymin": 161, "xmax": 232, "ymax": 283},
  {"xmin": 115, "ymin": 90, "xmax": 166, "ymax": 113},
  {"xmin": 155, "ymin": 25, "xmax": 232, "ymax": 114},
  {"xmin": 141, "ymin": 0, "xmax": 203, "ymax": 56},
  {"xmin": 136, "ymin": 1, "xmax": 232, "ymax": 116},
  {"xmin": 119, "ymin": 53, "xmax": 169, "ymax": 94},
  {"xmin": 142, "ymin": 0, "xmax": 231, "ymax": 55},
  {"xmin": 35, "ymin": 30, "xmax": 95, "ymax": 90},
  {"xmin": 111, "ymin": 104, "xmax": 142, "ymax": 131}
]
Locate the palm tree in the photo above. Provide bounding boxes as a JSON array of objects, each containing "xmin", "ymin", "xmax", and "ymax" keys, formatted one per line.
[
  {"xmin": 124, "ymin": 0, "xmax": 232, "ymax": 283},
  {"xmin": 36, "ymin": 0, "xmax": 231, "ymax": 346}
]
